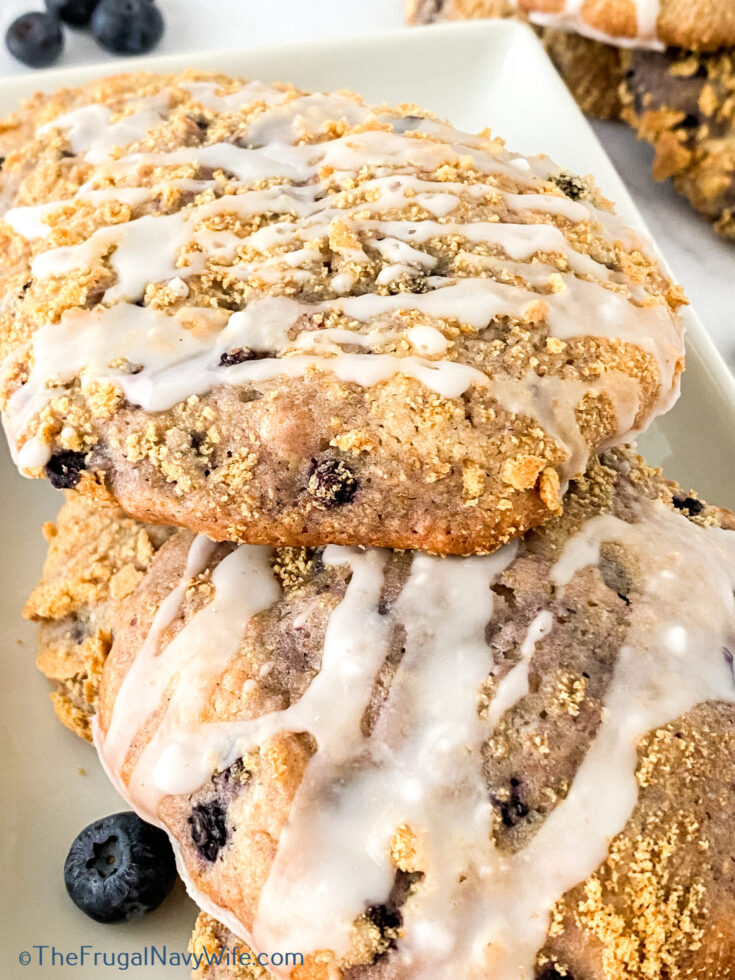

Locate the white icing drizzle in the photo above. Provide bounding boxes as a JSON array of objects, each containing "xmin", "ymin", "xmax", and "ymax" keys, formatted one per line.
[
  {"xmin": 96, "ymin": 499, "xmax": 735, "ymax": 978},
  {"xmin": 2, "ymin": 82, "xmax": 681, "ymax": 480},
  {"xmin": 4, "ymin": 188, "xmax": 151, "ymax": 241},
  {"xmin": 527, "ymin": 0, "xmax": 663, "ymax": 50},
  {"xmin": 485, "ymin": 609, "xmax": 553, "ymax": 731},
  {"xmin": 182, "ymin": 80, "xmax": 292, "ymax": 113},
  {"xmin": 37, "ymin": 91, "xmax": 172, "ymax": 164},
  {"xmin": 6, "ymin": 279, "xmax": 674, "ymax": 479},
  {"xmin": 104, "ymin": 539, "xmax": 280, "ymax": 801},
  {"xmin": 102, "ymin": 533, "xmax": 218, "ymax": 780}
]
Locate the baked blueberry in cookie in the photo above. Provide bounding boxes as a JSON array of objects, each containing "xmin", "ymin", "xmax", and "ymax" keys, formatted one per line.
[
  {"xmin": 0, "ymin": 71, "xmax": 686, "ymax": 554},
  {"xmin": 92, "ymin": 447, "xmax": 735, "ymax": 978}
]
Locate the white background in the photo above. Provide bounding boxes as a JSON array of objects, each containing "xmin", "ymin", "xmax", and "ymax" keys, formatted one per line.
[{"xmin": 1, "ymin": 0, "xmax": 734, "ymax": 367}]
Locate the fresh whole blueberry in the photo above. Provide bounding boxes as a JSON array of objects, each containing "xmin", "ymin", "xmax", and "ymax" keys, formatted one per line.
[
  {"xmin": 5, "ymin": 12, "xmax": 64, "ymax": 68},
  {"xmin": 64, "ymin": 811, "xmax": 177, "ymax": 923},
  {"xmin": 91, "ymin": 0, "xmax": 164, "ymax": 55},
  {"xmin": 45, "ymin": 0, "xmax": 101, "ymax": 27}
]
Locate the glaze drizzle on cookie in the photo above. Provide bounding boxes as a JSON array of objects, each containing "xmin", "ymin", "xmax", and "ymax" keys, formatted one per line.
[
  {"xmin": 1, "ymin": 78, "xmax": 683, "ymax": 496},
  {"xmin": 524, "ymin": 0, "xmax": 663, "ymax": 49},
  {"xmin": 95, "ymin": 493, "xmax": 735, "ymax": 979}
]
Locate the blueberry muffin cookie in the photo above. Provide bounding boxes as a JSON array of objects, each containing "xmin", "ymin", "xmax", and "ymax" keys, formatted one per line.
[
  {"xmin": 409, "ymin": 2, "xmax": 735, "ymax": 239},
  {"xmin": 409, "ymin": 0, "xmax": 735, "ymax": 50},
  {"xmin": 520, "ymin": 0, "xmax": 735, "ymax": 50},
  {"xmin": 24, "ymin": 491, "xmax": 173, "ymax": 740},
  {"xmin": 620, "ymin": 47, "xmax": 735, "ymax": 239},
  {"xmin": 0, "ymin": 72, "xmax": 686, "ymax": 554},
  {"xmin": 95, "ymin": 447, "xmax": 735, "ymax": 978}
]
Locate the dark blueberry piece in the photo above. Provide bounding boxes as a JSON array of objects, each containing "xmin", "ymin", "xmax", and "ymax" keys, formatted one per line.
[
  {"xmin": 188, "ymin": 801, "xmax": 228, "ymax": 862},
  {"xmin": 46, "ymin": 450, "xmax": 87, "ymax": 490},
  {"xmin": 0, "ymin": 157, "xmax": 5, "ymax": 171},
  {"xmin": 672, "ymin": 493, "xmax": 704, "ymax": 516},
  {"xmin": 64, "ymin": 811, "xmax": 176, "ymax": 923},
  {"xmin": 537, "ymin": 966, "xmax": 575, "ymax": 980},
  {"xmin": 491, "ymin": 776, "xmax": 529, "ymax": 829},
  {"xmin": 363, "ymin": 870, "xmax": 422, "ymax": 959},
  {"xmin": 386, "ymin": 275, "xmax": 429, "ymax": 295},
  {"xmin": 91, "ymin": 0, "xmax": 164, "ymax": 55},
  {"xmin": 45, "ymin": 0, "xmax": 100, "ymax": 27},
  {"xmin": 212, "ymin": 757, "xmax": 248, "ymax": 791},
  {"xmin": 366, "ymin": 902, "xmax": 402, "ymax": 936},
  {"xmin": 5, "ymin": 12, "xmax": 64, "ymax": 68},
  {"xmin": 549, "ymin": 171, "xmax": 588, "ymax": 201},
  {"xmin": 219, "ymin": 347, "xmax": 262, "ymax": 367},
  {"xmin": 307, "ymin": 456, "xmax": 358, "ymax": 508}
]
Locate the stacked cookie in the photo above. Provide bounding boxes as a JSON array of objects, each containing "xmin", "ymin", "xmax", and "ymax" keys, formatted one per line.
[
  {"xmin": 409, "ymin": 0, "xmax": 735, "ymax": 239},
  {"xmin": 3, "ymin": 72, "xmax": 735, "ymax": 978}
]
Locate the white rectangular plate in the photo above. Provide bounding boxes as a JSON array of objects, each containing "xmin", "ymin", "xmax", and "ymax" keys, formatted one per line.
[{"xmin": 2, "ymin": 20, "xmax": 734, "ymax": 978}]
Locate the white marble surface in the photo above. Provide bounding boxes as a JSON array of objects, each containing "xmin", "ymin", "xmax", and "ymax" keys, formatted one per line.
[{"xmin": 1, "ymin": 0, "xmax": 733, "ymax": 365}]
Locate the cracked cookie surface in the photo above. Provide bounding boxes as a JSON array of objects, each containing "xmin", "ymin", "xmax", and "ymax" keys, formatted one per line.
[{"xmin": 0, "ymin": 71, "xmax": 685, "ymax": 554}]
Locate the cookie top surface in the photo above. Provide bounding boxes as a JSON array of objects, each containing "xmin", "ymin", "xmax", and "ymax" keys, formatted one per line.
[
  {"xmin": 409, "ymin": 0, "xmax": 735, "ymax": 51},
  {"xmin": 0, "ymin": 71, "xmax": 685, "ymax": 554},
  {"xmin": 95, "ymin": 448, "xmax": 735, "ymax": 979}
]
